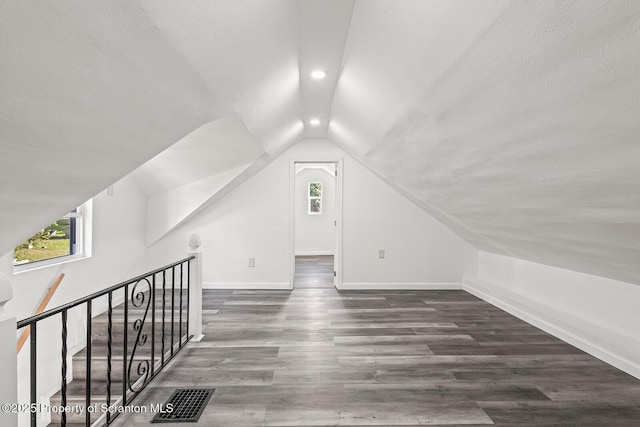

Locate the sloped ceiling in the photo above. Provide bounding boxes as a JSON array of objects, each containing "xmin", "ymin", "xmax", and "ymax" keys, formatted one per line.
[
  {"xmin": 328, "ymin": 0, "xmax": 640, "ymax": 284},
  {"xmin": 1, "ymin": 1, "xmax": 639, "ymax": 284},
  {"xmin": 130, "ymin": 114, "xmax": 267, "ymax": 245},
  {"xmin": 132, "ymin": 114, "xmax": 266, "ymax": 196}
]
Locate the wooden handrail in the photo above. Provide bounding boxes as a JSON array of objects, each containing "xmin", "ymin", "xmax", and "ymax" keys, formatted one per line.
[{"xmin": 17, "ymin": 273, "xmax": 65, "ymax": 352}]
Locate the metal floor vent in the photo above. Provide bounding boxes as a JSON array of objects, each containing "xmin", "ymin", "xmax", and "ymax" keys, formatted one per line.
[{"xmin": 151, "ymin": 388, "xmax": 215, "ymax": 423}]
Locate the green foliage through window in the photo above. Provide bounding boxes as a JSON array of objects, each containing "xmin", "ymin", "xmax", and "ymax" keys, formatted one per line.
[
  {"xmin": 308, "ymin": 182, "xmax": 323, "ymax": 215},
  {"xmin": 14, "ymin": 210, "xmax": 79, "ymax": 265},
  {"xmin": 309, "ymin": 182, "xmax": 322, "ymax": 197}
]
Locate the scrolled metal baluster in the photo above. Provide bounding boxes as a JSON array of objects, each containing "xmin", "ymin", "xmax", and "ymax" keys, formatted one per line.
[
  {"xmin": 127, "ymin": 278, "xmax": 152, "ymax": 392},
  {"xmin": 151, "ymin": 274, "xmax": 156, "ymax": 378},
  {"xmin": 13, "ymin": 256, "xmax": 196, "ymax": 427}
]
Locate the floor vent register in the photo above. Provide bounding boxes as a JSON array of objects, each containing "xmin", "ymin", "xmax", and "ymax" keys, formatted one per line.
[{"xmin": 151, "ymin": 388, "xmax": 215, "ymax": 423}]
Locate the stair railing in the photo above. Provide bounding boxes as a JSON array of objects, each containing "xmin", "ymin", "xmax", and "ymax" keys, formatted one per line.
[{"xmin": 16, "ymin": 256, "xmax": 195, "ymax": 427}]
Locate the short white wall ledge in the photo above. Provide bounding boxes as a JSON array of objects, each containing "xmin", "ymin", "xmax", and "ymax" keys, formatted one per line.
[{"xmin": 0, "ymin": 273, "xmax": 18, "ymax": 426}]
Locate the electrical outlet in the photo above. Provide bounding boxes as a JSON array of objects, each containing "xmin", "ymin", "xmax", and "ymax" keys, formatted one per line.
[
  {"xmin": 378, "ymin": 249, "xmax": 385, "ymax": 259},
  {"xmin": 249, "ymin": 257, "xmax": 255, "ymax": 267}
]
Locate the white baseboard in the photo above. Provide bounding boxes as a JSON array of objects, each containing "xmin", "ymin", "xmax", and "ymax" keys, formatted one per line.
[
  {"xmin": 203, "ymin": 282, "xmax": 291, "ymax": 290},
  {"xmin": 463, "ymin": 277, "xmax": 640, "ymax": 380},
  {"xmin": 295, "ymin": 251, "xmax": 335, "ymax": 256},
  {"xmin": 341, "ymin": 282, "xmax": 462, "ymax": 290}
]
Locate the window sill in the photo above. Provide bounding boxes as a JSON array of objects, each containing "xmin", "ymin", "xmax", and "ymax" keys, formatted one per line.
[{"xmin": 13, "ymin": 254, "xmax": 90, "ymax": 275}]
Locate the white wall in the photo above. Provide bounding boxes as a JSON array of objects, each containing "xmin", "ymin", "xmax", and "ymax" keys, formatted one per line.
[
  {"xmin": 147, "ymin": 149, "xmax": 291, "ymax": 288},
  {"xmin": 2, "ymin": 175, "xmax": 150, "ymax": 318},
  {"xmin": 295, "ymin": 167, "xmax": 336, "ymax": 255},
  {"xmin": 0, "ymin": 175, "xmax": 151, "ymax": 426},
  {"xmin": 464, "ymin": 251, "xmax": 640, "ymax": 379},
  {"xmin": 341, "ymin": 152, "xmax": 476, "ymax": 289},
  {"xmin": 148, "ymin": 139, "xmax": 477, "ymax": 289}
]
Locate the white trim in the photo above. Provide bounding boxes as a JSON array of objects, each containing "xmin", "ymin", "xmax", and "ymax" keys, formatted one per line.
[
  {"xmin": 335, "ymin": 160, "xmax": 343, "ymax": 290},
  {"xmin": 13, "ymin": 253, "xmax": 89, "ymax": 274},
  {"xmin": 290, "ymin": 158, "xmax": 344, "ymax": 290},
  {"xmin": 203, "ymin": 282, "xmax": 291, "ymax": 290},
  {"xmin": 83, "ymin": 198, "xmax": 93, "ymax": 258},
  {"xmin": 289, "ymin": 159, "xmax": 296, "ymax": 290},
  {"xmin": 463, "ymin": 277, "xmax": 640, "ymax": 380},
  {"xmin": 341, "ymin": 282, "xmax": 462, "ymax": 290},
  {"xmin": 295, "ymin": 251, "xmax": 335, "ymax": 256}
]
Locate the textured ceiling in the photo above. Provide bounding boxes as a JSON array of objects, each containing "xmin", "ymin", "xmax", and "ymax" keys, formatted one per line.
[
  {"xmin": 328, "ymin": 0, "xmax": 640, "ymax": 284},
  {"xmin": 1, "ymin": 1, "xmax": 638, "ymax": 284}
]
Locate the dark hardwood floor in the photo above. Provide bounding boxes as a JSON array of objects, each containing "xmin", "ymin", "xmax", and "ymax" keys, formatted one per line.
[
  {"xmin": 111, "ymin": 288, "xmax": 640, "ymax": 426},
  {"xmin": 294, "ymin": 255, "xmax": 334, "ymax": 288}
]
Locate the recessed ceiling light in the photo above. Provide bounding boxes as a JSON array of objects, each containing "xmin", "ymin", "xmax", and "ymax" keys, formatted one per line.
[
  {"xmin": 309, "ymin": 119, "xmax": 320, "ymax": 126},
  {"xmin": 311, "ymin": 70, "xmax": 326, "ymax": 79}
]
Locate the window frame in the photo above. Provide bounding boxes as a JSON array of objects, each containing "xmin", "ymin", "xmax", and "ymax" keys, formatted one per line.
[
  {"xmin": 13, "ymin": 199, "xmax": 93, "ymax": 273},
  {"xmin": 308, "ymin": 182, "xmax": 323, "ymax": 215}
]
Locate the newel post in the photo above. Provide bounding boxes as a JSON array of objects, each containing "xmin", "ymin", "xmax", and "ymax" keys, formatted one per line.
[
  {"xmin": 188, "ymin": 234, "xmax": 204, "ymax": 342},
  {"xmin": 0, "ymin": 273, "xmax": 17, "ymax": 426}
]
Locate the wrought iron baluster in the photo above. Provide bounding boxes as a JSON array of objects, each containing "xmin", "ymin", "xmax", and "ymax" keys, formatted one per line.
[
  {"xmin": 127, "ymin": 278, "xmax": 152, "ymax": 392},
  {"xmin": 179, "ymin": 262, "xmax": 183, "ymax": 347},
  {"xmin": 161, "ymin": 270, "xmax": 166, "ymax": 366},
  {"xmin": 29, "ymin": 323, "xmax": 37, "ymax": 427},
  {"xmin": 122, "ymin": 284, "xmax": 128, "ymax": 406},
  {"xmin": 15, "ymin": 256, "xmax": 195, "ymax": 427},
  {"xmin": 85, "ymin": 301, "xmax": 92, "ymax": 426},
  {"xmin": 187, "ymin": 259, "xmax": 191, "ymax": 339},
  {"xmin": 107, "ymin": 292, "xmax": 113, "ymax": 424},
  {"xmin": 171, "ymin": 266, "xmax": 175, "ymax": 356},
  {"xmin": 61, "ymin": 309, "xmax": 68, "ymax": 427},
  {"xmin": 151, "ymin": 274, "xmax": 156, "ymax": 377}
]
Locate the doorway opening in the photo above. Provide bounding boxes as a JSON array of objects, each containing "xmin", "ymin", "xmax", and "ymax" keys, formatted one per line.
[
  {"xmin": 294, "ymin": 255, "xmax": 334, "ymax": 288},
  {"xmin": 289, "ymin": 159, "xmax": 343, "ymax": 289}
]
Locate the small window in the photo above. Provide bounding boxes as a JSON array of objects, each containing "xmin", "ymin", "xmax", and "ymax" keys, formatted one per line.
[
  {"xmin": 14, "ymin": 201, "xmax": 91, "ymax": 269},
  {"xmin": 308, "ymin": 182, "xmax": 322, "ymax": 215}
]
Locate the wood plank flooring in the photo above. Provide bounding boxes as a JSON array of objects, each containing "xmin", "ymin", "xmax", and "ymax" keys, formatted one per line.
[
  {"xmin": 294, "ymin": 255, "xmax": 334, "ymax": 288},
  {"xmin": 110, "ymin": 288, "xmax": 640, "ymax": 426}
]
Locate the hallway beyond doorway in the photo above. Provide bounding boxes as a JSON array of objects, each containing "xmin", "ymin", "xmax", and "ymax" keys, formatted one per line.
[{"xmin": 294, "ymin": 255, "xmax": 334, "ymax": 288}]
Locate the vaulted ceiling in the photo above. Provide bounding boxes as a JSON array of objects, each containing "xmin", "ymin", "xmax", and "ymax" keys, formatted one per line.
[{"xmin": 1, "ymin": 1, "xmax": 639, "ymax": 284}]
